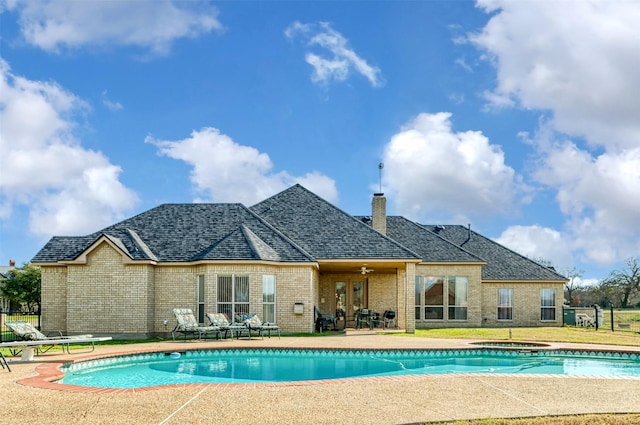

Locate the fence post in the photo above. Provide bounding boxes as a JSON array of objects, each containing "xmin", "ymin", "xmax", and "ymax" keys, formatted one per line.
[
  {"xmin": 594, "ymin": 305, "xmax": 598, "ymax": 331},
  {"xmin": 610, "ymin": 306, "xmax": 614, "ymax": 332},
  {"xmin": 0, "ymin": 312, "xmax": 4, "ymax": 342}
]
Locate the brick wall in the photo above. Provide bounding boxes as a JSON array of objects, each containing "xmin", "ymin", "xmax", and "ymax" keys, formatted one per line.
[
  {"xmin": 41, "ymin": 243, "xmax": 317, "ymax": 337},
  {"xmin": 153, "ymin": 263, "xmax": 317, "ymax": 335},
  {"xmin": 41, "ymin": 265, "xmax": 67, "ymax": 333},
  {"xmin": 481, "ymin": 282, "xmax": 564, "ymax": 327},
  {"xmin": 66, "ymin": 242, "xmax": 154, "ymax": 336}
]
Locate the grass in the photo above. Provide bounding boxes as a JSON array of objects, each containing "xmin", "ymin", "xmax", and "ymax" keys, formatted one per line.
[
  {"xmin": 422, "ymin": 414, "xmax": 640, "ymax": 424},
  {"xmin": 406, "ymin": 326, "xmax": 639, "ymax": 347}
]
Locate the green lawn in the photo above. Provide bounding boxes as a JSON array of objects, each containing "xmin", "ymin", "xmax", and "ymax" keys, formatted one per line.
[{"xmin": 405, "ymin": 326, "xmax": 639, "ymax": 347}]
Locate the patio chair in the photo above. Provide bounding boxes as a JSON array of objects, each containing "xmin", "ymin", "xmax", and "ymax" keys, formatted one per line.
[
  {"xmin": 314, "ymin": 306, "xmax": 337, "ymax": 332},
  {"xmin": 575, "ymin": 313, "xmax": 595, "ymax": 327},
  {"xmin": 206, "ymin": 313, "xmax": 250, "ymax": 340},
  {"xmin": 171, "ymin": 308, "xmax": 221, "ymax": 340},
  {"xmin": 355, "ymin": 308, "xmax": 372, "ymax": 330},
  {"xmin": 244, "ymin": 314, "xmax": 280, "ymax": 339}
]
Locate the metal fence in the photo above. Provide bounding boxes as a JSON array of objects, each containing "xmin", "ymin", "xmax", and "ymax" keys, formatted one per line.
[
  {"xmin": 0, "ymin": 311, "xmax": 42, "ymax": 343},
  {"xmin": 565, "ymin": 306, "xmax": 640, "ymax": 333},
  {"xmin": 605, "ymin": 308, "xmax": 640, "ymax": 333}
]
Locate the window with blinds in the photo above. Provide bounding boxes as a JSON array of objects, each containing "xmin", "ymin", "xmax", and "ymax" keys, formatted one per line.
[{"xmin": 217, "ymin": 275, "xmax": 250, "ymax": 321}]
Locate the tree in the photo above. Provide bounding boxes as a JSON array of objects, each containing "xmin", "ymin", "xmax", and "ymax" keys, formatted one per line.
[
  {"xmin": 563, "ymin": 267, "xmax": 584, "ymax": 306},
  {"xmin": 0, "ymin": 263, "xmax": 41, "ymax": 313},
  {"xmin": 600, "ymin": 257, "xmax": 640, "ymax": 308}
]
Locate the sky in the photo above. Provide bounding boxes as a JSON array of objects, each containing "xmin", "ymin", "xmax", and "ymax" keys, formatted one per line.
[{"xmin": 0, "ymin": 0, "xmax": 639, "ymax": 284}]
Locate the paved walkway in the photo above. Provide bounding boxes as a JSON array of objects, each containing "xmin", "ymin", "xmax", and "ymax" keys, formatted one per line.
[{"xmin": 2, "ymin": 331, "xmax": 639, "ymax": 424}]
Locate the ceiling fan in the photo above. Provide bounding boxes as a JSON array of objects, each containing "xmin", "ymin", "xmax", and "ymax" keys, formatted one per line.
[{"xmin": 360, "ymin": 265, "xmax": 374, "ymax": 275}]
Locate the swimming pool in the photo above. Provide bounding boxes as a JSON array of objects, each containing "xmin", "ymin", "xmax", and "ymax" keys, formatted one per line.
[{"xmin": 59, "ymin": 348, "xmax": 640, "ymax": 389}]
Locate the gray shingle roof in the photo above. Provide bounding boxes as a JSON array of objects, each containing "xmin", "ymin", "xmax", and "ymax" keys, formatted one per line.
[
  {"xmin": 31, "ymin": 183, "xmax": 568, "ymax": 284},
  {"xmin": 251, "ymin": 185, "xmax": 420, "ymax": 261},
  {"xmin": 33, "ymin": 203, "xmax": 315, "ymax": 263},
  {"xmin": 382, "ymin": 216, "xmax": 484, "ymax": 263},
  {"xmin": 423, "ymin": 225, "xmax": 567, "ymax": 281}
]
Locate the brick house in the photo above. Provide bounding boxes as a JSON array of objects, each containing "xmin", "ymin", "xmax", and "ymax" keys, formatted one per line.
[{"xmin": 32, "ymin": 184, "xmax": 566, "ymax": 338}]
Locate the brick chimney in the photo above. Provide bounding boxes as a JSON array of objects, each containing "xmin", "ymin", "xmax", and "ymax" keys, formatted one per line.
[{"xmin": 372, "ymin": 193, "xmax": 386, "ymax": 235}]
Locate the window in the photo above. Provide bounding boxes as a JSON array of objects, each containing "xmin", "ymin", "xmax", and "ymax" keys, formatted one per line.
[
  {"xmin": 197, "ymin": 274, "xmax": 205, "ymax": 324},
  {"xmin": 448, "ymin": 276, "xmax": 468, "ymax": 320},
  {"xmin": 541, "ymin": 288, "xmax": 556, "ymax": 321},
  {"xmin": 497, "ymin": 288, "xmax": 513, "ymax": 321},
  {"xmin": 262, "ymin": 275, "xmax": 276, "ymax": 323},
  {"xmin": 415, "ymin": 275, "xmax": 469, "ymax": 322},
  {"xmin": 217, "ymin": 275, "xmax": 250, "ymax": 321},
  {"xmin": 424, "ymin": 276, "xmax": 444, "ymax": 320}
]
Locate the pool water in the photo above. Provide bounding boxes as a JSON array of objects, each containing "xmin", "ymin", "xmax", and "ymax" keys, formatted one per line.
[{"xmin": 59, "ymin": 348, "xmax": 640, "ymax": 389}]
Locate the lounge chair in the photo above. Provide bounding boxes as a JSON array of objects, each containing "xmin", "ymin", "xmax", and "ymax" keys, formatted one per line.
[
  {"xmin": 2, "ymin": 320, "xmax": 111, "ymax": 361},
  {"xmin": 171, "ymin": 308, "xmax": 221, "ymax": 340},
  {"xmin": 244, "ymin": 314, "xmax": 280, "ymax": 339},
  {"xmin": 206, "ymin": 313, "xmax": 250, "ymax": 339},
  {"xmin": 4, "ymin": 320, "xmax": 92, "ymax": 354}
]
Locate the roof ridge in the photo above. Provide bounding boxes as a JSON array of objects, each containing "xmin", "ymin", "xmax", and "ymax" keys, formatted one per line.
[
  {"xmin": 125, "ymin": 228, "xmax": 158, "ymax": 261},
  {"xmin": 240, "ymin": 225, "xmax": 281, "ymax": 261},
  {"xmin": 244, "ymin": 203, "xmax": 317, "ymax": 262}
]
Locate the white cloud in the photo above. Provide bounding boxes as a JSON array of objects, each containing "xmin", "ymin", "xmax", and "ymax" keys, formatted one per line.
[
  {"xmin": 496, "ymin": 225, "xmax": 573, "ymax": 271},
  {"xmin": 4, "ymin": 0, "xmax": 223, "ymax": 55},
  {"xmin": 531, "ymin": 135, "xmax": 640, "ymax": 265},
  {"xmin": 146, "ymin": 128, "xmax": 338, "ymax": 205},
  {"xmin": 101, "ymin": 90, "xmax": 123, "ymax": 111},
  {"xmin": 472, "ymin": 0, "xmax": 640, "ymax": 150},
  {"xmin": 285, "ymin": 21, "xmax": 383, "ymax": 87},
  {"xmin": 382, "ymin": 112, "xmax": 524, "ymax": 222},
  {"xmin": 472, "ymin": 1, "xmax": 640, "ymax": 268},
  {"xmin": 0, "ymin": 60, "xmax": 139, "ymax": 235}
]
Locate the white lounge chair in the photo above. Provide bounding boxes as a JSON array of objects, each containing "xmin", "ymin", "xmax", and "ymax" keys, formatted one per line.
[
  {"xmin": 1, "ymin": 320, "xmax": 111, "ymax": 361},
  {"xmin": 244, "ymin": 314, "xmax": 280, "ymax": 339},
  {"xmin": 171, "ymin": 308, "xmax": 221, "ymax": 340},
  {"xmin": 206, "ymin": 313, "xmax": 250, "ymax": 339}
]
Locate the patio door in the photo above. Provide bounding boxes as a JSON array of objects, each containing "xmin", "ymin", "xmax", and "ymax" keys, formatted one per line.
[{"xmin": 335, "ymin": 280, "xmax": 366, "ymax": 328}]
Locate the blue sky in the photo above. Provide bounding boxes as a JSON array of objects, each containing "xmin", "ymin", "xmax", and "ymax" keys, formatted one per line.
[{"xmin": 1, "ymin": 0, "xmax": 639, "ymax": 284}]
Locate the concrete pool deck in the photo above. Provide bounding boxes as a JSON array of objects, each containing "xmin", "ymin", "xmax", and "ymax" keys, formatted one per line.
[{"xmin": 2, "ymin": 330, "xmax": 640, "ymax": 424}]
